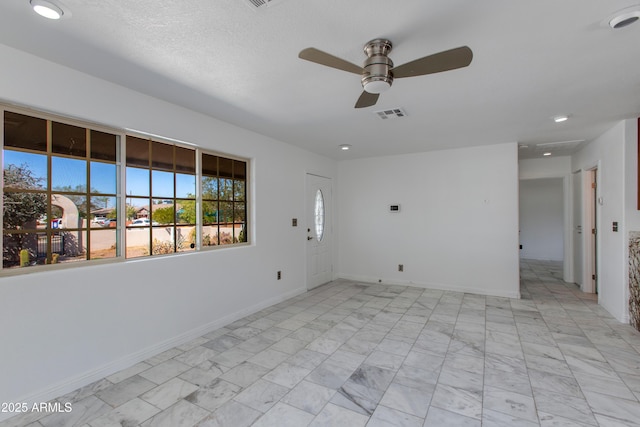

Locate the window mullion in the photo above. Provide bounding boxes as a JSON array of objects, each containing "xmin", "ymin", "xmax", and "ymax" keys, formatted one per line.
[
  {"xmin": 196, "ymin": 148, "xmax": 202, "ymax": 250},
  {"xmin": 46, "ymin": 119, "xmax": 52, "ymax": 264},
  {"xmin": 85, "ymin": 128, "xmax": 91, "ymax": 259},
  {"xmin": 118, "ymin": 132, "xmax": 126, "ymax": 258}
]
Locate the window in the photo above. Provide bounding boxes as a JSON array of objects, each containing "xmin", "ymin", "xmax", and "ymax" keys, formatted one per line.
[
  {"xmin": 202, "ymin": 153, "xmax": 247, "ymax": 246},
  {"xmin": 2, "ymin": 108, "xmax": 249, "ymax": 273},
  {"xmin": 315, "ymin": 189, "xmax": 325, "ymax": 241},
  {"xmin": 2, "ymin": 111, "xmax": 119, "ymax": 268},
  {"xmin": 125, "ymin": 137, "xmax": 197, "ymax": 257}
]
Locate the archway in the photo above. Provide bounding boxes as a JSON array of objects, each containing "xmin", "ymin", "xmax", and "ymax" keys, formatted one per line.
[{"xmin": 51, "ymin": 194, "xmax": 83, "ymax": 257}]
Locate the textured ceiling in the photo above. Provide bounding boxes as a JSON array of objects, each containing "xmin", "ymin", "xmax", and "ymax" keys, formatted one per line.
[{"xmin": 0, "ymin": 0, "xmax": 639, "ymax": 160}]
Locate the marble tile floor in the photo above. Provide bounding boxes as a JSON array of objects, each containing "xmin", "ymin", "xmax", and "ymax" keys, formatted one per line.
[{"xmin": 4, "ymin": 259, "xmax": 640, "ymax": 426}]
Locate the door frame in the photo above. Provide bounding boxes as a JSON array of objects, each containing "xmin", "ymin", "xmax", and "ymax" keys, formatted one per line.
[
  {"xmin": 573, "ymin": 163, "xmax": 600, "ymax": 294},
  {"xmin": 582, "ymin": 165, "xmax": 599, "ymax": 294}
]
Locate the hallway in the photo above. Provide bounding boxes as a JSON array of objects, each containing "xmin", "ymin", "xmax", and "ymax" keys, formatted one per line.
[{"xmin": 519, "ymin": 259, "xmax": 640, "ymax": 425}]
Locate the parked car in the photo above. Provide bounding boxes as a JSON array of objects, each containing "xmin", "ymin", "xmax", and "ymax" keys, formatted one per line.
[
  {"xmin": 102, "ymin": 218, "xmax": 117, "ymax": 228},
  {"xmin": 92, "ymin": 216, "xmax": 107, "ymax": 225},
  {"xmin": 130, "ymin": 218, "xmax": 159, "ymax": 227}
]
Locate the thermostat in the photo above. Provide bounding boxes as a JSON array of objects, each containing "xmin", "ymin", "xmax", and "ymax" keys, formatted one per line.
[{"xmin": 389, "ymin": 204, "xmax": 400, "ymax": 212}]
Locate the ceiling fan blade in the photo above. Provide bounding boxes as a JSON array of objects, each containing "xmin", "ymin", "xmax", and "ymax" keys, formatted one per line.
[
  {"xmin": 298, "ymin": 48, "xmax": 363, "ymax": 75},
  {"xmin": 355, "ymin": 91, "xmax": 379, "ymax": 109},
  {"xmin": 392, "ymin": 46, "xmax": 473, "ymax": 78}
]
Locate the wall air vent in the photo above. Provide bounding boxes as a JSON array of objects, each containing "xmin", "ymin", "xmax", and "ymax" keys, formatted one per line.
[
  {"xmin": 374, "ymin": 108, "xmax": 408, "ymax": 120},
  {"xmin": 246, "ymin": 0, "xmax": 285, "ymax": 9}
]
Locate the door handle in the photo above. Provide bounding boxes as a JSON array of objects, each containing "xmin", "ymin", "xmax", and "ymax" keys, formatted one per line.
[{"xmin": 307, "ymin": 236, "xmax": 313, "ymax": 240}]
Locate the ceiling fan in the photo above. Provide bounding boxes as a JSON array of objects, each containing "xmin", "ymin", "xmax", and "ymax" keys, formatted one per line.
[{"xmin": 298, "ymin": 39, "xmax": 473, "ymax": 108}]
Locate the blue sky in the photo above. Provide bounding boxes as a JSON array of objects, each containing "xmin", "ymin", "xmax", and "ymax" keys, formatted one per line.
[{"xmin": 4, "ymin": 149, "xmax": 195, "ymax": 202}]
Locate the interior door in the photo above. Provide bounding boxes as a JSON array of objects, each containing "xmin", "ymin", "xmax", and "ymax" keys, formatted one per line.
[{"xmin": 306, "ymin": 174, "xmax": 332, "ymax": 290}]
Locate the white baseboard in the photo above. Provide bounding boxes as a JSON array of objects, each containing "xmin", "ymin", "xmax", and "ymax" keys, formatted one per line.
[
  {"xmin": 0, "ymin": 286, "xmax": 307, "ymax": 423},
  {"xmin": 337, "ymin": 274, "xmax": 521, "ymax": 299}
]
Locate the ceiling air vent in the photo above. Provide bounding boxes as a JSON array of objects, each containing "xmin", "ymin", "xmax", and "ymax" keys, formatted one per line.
[
  {"xmin": 534, "ymin": 139, "xmax": 585, "ymax": 151},
  {"xmin": 247, "ymin": 0, "xmax": 285, "ymax": 9},
  {"xmin": 374, "ymin": 108, "xmax": 408, "ymax": 120}
]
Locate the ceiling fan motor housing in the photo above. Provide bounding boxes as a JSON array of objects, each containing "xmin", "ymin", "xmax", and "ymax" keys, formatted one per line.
[{"xmin": 361, "ymin": 39, "xmax": 394, "ymax": 93}]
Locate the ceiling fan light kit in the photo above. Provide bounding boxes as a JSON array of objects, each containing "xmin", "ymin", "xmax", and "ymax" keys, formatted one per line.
[{"xmin": 298, "ymin": 38, "xmax": 473, "ymax": 109}]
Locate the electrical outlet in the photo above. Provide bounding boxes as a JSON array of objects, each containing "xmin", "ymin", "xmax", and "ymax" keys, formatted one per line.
[
  {"xmin": 398, "ymin": 264, "xmax": 404, "ymax": 272},
  {"xmin": 277, "ymin": 271, "xmax": 282, "ymax": 280}
]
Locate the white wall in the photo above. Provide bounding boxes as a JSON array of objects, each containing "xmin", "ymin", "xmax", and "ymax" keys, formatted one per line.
[
  {"xmin": 0, "ymin": 44, "xmax": 337, "ymax": 411},
  {"xmin": 337, "ymin": 143, "xmax": 520, "ymax": 298},
  {"xmin": 625, "ymin": 119, "xmax": 640, "ymax": 233},
  {"xmin": 519, "ymin": 156, "xmax": 572, "ymax": 180},
  {"xmin": 624, "ymin": 119, "xmax": 640, "ymax": 322},
  {"xmin": 572, "ymin": 120, "xmax": 639, "ymax": 322},
  {"xmin": 519, "ymin": 178, "xmax": 564, "ymax": 261},
  {"xmin": 572, "ymin": 169, "xmax": 584, "ymax": 287}
]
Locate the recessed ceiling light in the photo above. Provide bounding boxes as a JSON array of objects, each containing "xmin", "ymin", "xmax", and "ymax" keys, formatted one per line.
[
  {"xmin": 30, "ymin": 0, "xmax": 64, "ymax": 19},
  {"xmin": 543, "ymin": 152, "xmax": 552, "ymax": 156},
  {"xmin": 339, "ymin": 144, "xmax": 351, "ymax": 151},
  {"xmin": 553, "ymin": 115, "xmax": 569, "ymax": 123},
  {"xmin": 519, "ymin": 145, "xmax": 529, "ymax": 149},
  {"xmin": 609, "ymin": 9, "xmax": 640, "ymax": 29}
]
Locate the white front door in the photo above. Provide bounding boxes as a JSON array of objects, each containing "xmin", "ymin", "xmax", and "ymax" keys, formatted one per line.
[{"xmin": 306, "ymin": 174, "xmax": 332, "ymax": 290}]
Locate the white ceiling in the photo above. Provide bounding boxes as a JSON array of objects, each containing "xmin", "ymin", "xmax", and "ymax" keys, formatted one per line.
[{"xmin": 1, "ymin": 0, "xmax": 639, "ymax": 160}]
